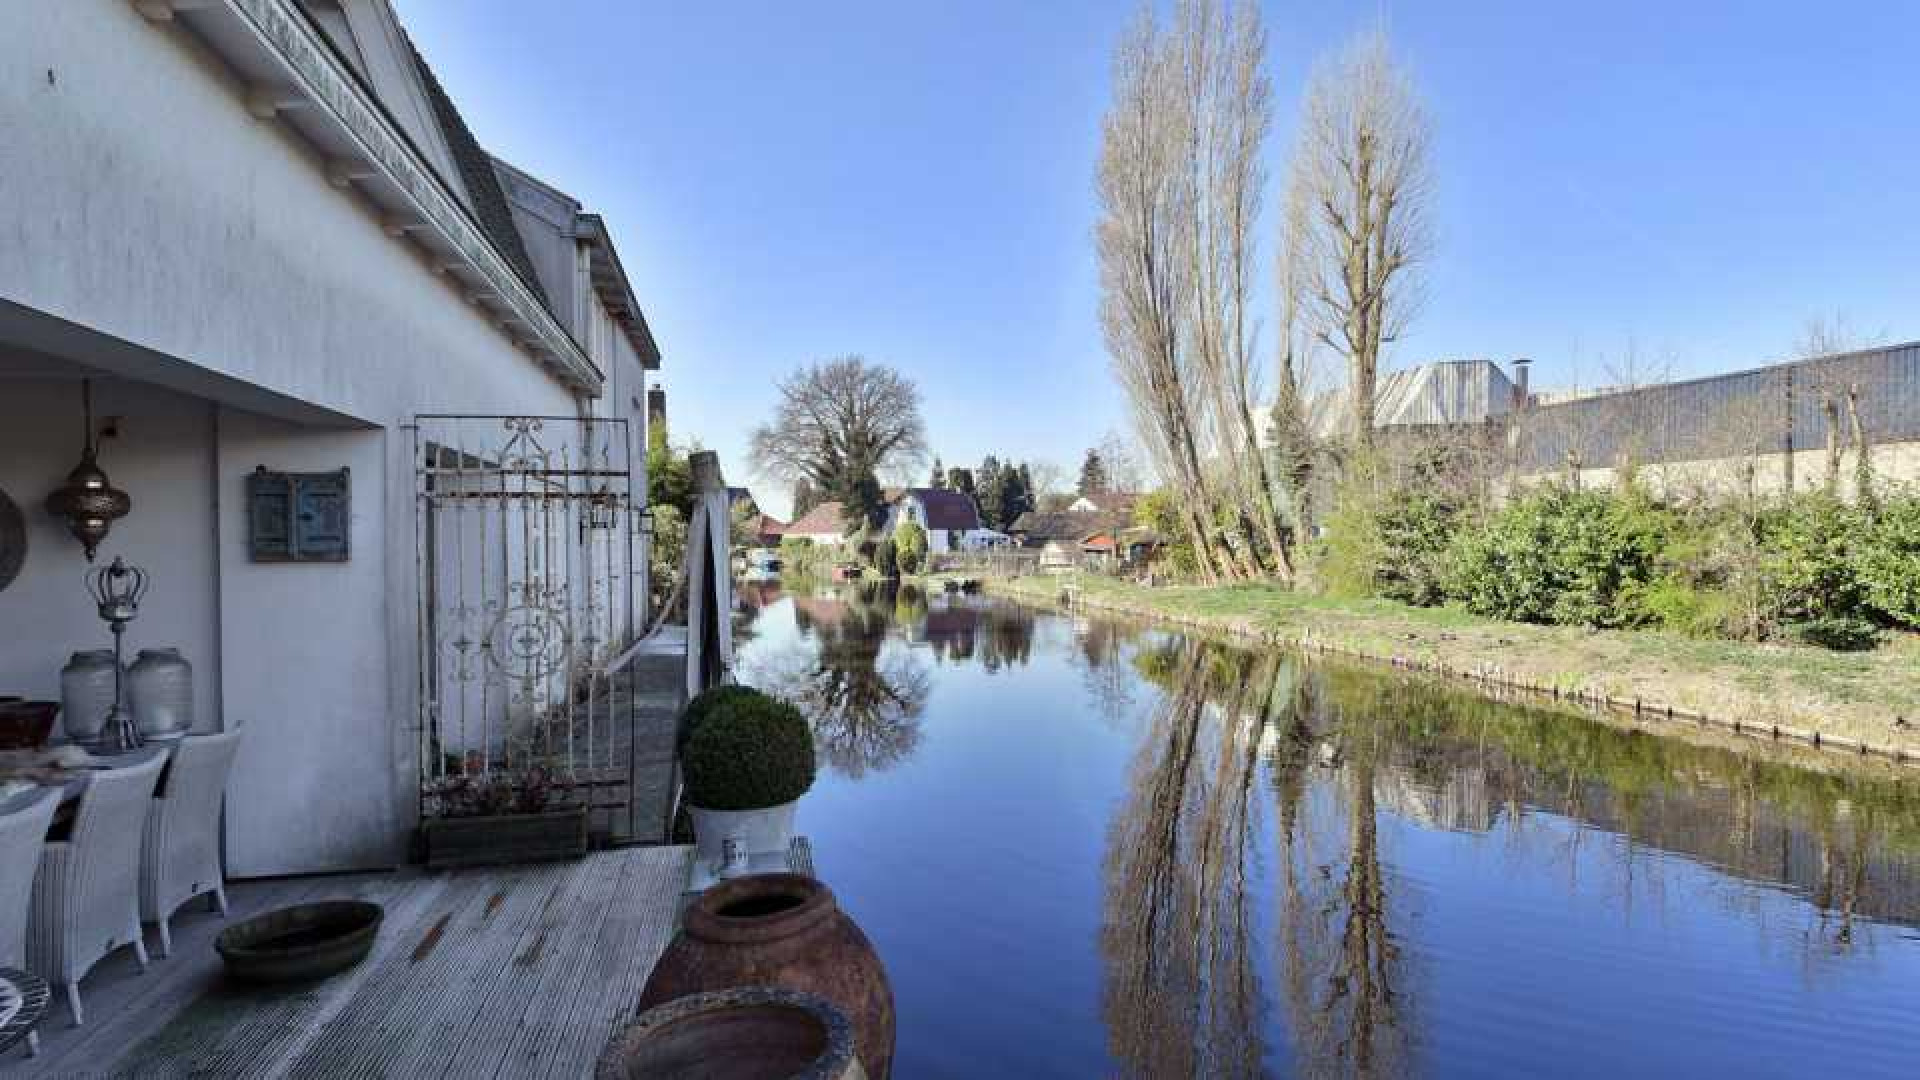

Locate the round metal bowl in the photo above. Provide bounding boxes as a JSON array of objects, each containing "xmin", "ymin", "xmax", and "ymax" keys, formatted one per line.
[{"xmin": 215, "ymin": 901, "xmax": 383, "ymax": 983}]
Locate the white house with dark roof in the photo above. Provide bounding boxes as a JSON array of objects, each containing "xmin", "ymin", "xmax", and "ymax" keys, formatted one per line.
[
  {"xmin": 885, "ymin": 487, "xmax": 1009, "ymax": 552},
  {"xmin": 0, "ymin": 0, "xmax": 666, "ymax": 876}
]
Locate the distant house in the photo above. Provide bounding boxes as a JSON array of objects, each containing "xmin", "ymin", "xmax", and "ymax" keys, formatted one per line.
[
  {"xmin": 884, "ymin": 487, "xmax": 1009, "ymax": 552},
  {"xmin": 783, "ymin": 501, "xmax": 852, "ymax": 546},
  {"xmin": 1009, "ymin": 508, "xmax": 1137, "ymax": 569}
]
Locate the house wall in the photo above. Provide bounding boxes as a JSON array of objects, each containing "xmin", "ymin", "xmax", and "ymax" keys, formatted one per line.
[
  {"xmin": 0, "ymin": 4, "xmax": 608, "ymax": 876},
  {"xmin": 0, "ymin": 377, "xmax": 222, "ymax": 736},
  {"xmin": 0, "ymin": 1, "xmax": 580, "ymax": 429},
  {"xmin": 213, "ymin": 409, "xmax": 399, "ymax": 876}
]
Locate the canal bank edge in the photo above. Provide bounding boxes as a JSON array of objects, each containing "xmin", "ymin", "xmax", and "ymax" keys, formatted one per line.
[{"xmin": 985, "ymin": 574, "xmax": 1920, "ymax": 768}]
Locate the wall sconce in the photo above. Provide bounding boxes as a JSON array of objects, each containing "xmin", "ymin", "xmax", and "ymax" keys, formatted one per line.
[
  {"xmin": 580, "ymin": 485, "xmax": 621, "ymax": 541},
  {"xmin": 44, "ymin": 379, "xmax": 130, "ymax": 562}
]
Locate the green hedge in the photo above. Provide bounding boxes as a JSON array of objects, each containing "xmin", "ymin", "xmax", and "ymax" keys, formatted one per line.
[{"xmin": 1340, "ymin": 482, "xmax": 1920, "ymax": 649}]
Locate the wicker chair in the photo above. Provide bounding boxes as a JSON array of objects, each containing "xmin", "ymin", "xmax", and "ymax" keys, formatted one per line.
[
  {"xmin": 140, "ymin": 731, "xmax": 241, "ymax": 956},
  {"xmin": 1, "ymin": 788, "xmax": 60, "ymax": 1055},
  {"xmin": 27, "ymin": 750, "xmax": 167, "ymax": 1026}
]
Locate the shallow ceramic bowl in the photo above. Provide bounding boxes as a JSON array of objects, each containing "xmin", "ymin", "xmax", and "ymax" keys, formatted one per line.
[
  {"xmin": 216, "ymin": 901, "xmax": 383, "ymax": 983},
  {"xmin": 0, "ymin": 702, "xmax": 57, "ymax": 750}
]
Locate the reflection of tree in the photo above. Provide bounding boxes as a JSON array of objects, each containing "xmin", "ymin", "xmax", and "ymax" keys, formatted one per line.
[
  {"xmin": 1073, "ymin": 617, "xmax": 1139, "ymax": 721},
  {"xmin": 1270, "ymin": 669, "xmax": 1411, "ymax": 1080},
  {"xmin": 914, "ymin": 596, "xmax": 1036, "ymax": 673},
  {"xmin": 753, "ymin": 582, "xmax": 931, "ymax": 778},
  {"xmin": 1101, "ymin": 642, "xmax": 1274, "ymax": 1078}
]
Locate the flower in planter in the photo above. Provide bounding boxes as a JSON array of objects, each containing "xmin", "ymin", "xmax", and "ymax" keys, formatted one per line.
[{"xmin": 681, "ymin": 688, "xmax": 816, "ymax": 811}]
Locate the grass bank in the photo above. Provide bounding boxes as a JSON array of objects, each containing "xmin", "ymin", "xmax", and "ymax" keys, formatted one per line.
[{"xmin": 987, "ymin": 574, "xmax": 1920, "ymax": 764}]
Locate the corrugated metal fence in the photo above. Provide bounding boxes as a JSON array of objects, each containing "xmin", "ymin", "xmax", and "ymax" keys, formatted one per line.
[{"xmin": 1517, "ymin": 343, "xmax": 1920, "ymax": 472}]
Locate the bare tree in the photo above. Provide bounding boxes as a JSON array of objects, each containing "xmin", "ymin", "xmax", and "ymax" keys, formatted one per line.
[
  {"xmin": 749, "ymin": 355, "xmax": 928, "ymax": 526},
  {"xmin": 1271, "ymin": 168, "xmax": 1323, "ymax": 531},
  {"xmin": 1176, "ymin": 0, "xmax": 1294, "ymax": 581},
  {"xmin": 1795, "ymin": 315, "xmax": 1866, "ymax": 498},
  {"xmin": 1289, "ymin": 29, "xmax": 1432, "ymax": 457},
  {"xmin": 1096, "ymin": 8, "xmax": 1233, "ymax": 581},
  {"xmin": 1098, "ymin": 428, "xmax": 1148, "ymax": 494},
  {"xmin": 1026, "ymin": 459, "xmax": 1068, "ymax": 502}
]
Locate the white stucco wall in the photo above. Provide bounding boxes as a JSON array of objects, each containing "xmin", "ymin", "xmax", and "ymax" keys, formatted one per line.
[
  {"xmin": 0, "ymin": 4, "xmax": 621, "ymax": 876},
  {"xmin": 213, "ymin": 408, "xmax": 400, "ymax": 876},
  {"xmin": 0, "ymin": 1, "xmax": 580, "ymax": 428},
  {"xmin": 0, "ymin": 377, "xmax": 221, "ymax": 735}
]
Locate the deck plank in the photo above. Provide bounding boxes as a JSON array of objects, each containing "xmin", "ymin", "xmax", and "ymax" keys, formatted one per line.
[
  {"xmin": 0, "ymin": 848, "xmax": 694, "ymax": 1080},
  {"xmin": 538, "ymin": 847, "xmax": 690, "ymax": 1080},
  {"xmin": 480, "ymin": 847, "xmax": 640, "ymax": 1079}
]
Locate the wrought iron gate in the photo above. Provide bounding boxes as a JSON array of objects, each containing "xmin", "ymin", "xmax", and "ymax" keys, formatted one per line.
[{"xmin": 413, "ymin": 414, "xmax": 642, "ymax": 842}]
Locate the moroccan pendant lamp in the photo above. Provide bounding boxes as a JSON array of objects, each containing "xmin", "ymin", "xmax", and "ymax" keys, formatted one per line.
[{"xmin": 44, "ymin": 379, "xmax": 130, "ymax": 562}]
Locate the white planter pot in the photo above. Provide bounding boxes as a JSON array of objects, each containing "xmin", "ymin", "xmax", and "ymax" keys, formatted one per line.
[{"xmin": 688, "ymin": 800, "xmax": 797, "ymax": 882}]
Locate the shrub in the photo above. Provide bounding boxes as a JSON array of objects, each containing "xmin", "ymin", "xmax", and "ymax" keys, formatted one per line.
[
  {"xmin": 678, "ymin": 684, "xmax": 766, "ymax": 752},
  {"xmin": 1857, "ymin": 497, "xmax": 1920, "ymax": 629},
  {"xmin": 681, "ymin": 687, "xmax": 816, "ymax": 811},
  {"xmin": 1449, "ymin": 487, "xmax": 1668, "ymax": 628},
  {"xmin": 873, "ymin": 532, "xmax": 899, "ymax": 578},
  {"xmin": 1754, "ymin": 494, "xmax": 1868, "ymax": 632},
  {"xmin": 894, "ymin": 521, "xmax": 928, "ymax": 575},
  {"xmin": 1371, "ymin": 492, "xmax": 1460, "ymax": 607}
]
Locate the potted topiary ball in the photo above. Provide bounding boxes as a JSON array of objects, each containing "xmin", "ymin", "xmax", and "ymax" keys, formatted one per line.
[{"xmin": 681, "ymin": 686, "xmax": 816, "ymax": 884}]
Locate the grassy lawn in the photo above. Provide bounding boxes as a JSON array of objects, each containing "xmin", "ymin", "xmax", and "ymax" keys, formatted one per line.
[{"xmin": 988, "ymin": 574, "xmax": 1920, "ymax": 758}]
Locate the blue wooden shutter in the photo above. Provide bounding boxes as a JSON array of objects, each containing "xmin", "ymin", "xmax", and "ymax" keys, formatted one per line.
[
  {"xmin": 292, "ymin": 469, "xmax": 350, "ymax": 560},
  {"xmin": 248, "ymin": 467, "xmax": 349, "ymax": 561}
]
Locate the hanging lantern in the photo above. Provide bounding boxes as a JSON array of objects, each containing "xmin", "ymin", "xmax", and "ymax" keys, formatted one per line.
[
  {"xmin": 582, "ymin": 484, "xmax": 621, "ymax": 538},
  {"xmin": 44, "ymin": 379, "xmax": 130, "ymax": 562}
]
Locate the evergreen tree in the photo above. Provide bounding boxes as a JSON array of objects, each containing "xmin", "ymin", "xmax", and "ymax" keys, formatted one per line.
[
  {"xmin": 1078, "ymin": 448, "xmax": 1110, "ymax": 496},
  {"xmin": 830, "ymin": 468, "xmax": 886, "ymax": 536},
  {"xmin": 1000, "ymin": 465, "xmax": 1033, "ymax": 527},
  {"xmin": 947, "ymin": 467, "xmax": 975, "ymax": 500},
  {"xmin": 977, "ymin": 457, "xmax": 1005, "ymax": 529},
  {"xmin": 929, "ymin": 456, "xmax": 946, "ymax": 489}
]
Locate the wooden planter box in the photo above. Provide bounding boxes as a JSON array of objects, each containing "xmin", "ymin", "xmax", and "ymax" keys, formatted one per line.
[{"xmin": 421, "ymin": 809, "xmax": 589, "ymax": 869}]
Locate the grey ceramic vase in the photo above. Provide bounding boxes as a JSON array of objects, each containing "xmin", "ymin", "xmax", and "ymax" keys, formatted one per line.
[
  {"xmin": 60, "ymin": 649, "xmax": 119, "ymax": 747},
  {"xmin": 129, "ymin": 647, "xmax": 193, "ymax": 742}
]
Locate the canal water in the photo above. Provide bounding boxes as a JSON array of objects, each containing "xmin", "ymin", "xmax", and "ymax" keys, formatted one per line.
[{"xmin": 732, "ymin": 581, "xmax": 1920, "ymax": 1079}]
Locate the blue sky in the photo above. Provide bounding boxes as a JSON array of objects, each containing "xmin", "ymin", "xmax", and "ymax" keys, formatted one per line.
[{"xmin": 397, "ymin": 1, "xmax": 1920, "ymax": 518}]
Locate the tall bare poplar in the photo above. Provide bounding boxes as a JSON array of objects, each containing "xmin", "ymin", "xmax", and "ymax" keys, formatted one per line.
[
  {"xmin": 1289, "ymin": 29, "xmax": 1432, "ymax": 457},
  {"xmin": 1097, "ymin": 8, "xmax": 1232, "ymax": 582},
  {"xmin": 1271, "ymin": 166, "xmax": 1321, "ymax": 532},
  {"xmin": 1176, "ymin": 0, "xmax": 1293, "ymax": 580}
]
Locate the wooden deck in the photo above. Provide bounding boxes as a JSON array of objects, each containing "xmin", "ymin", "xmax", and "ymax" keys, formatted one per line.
[{"xmin": 4, "ymin": 846, "xmax": 693, "ymax": 1079}]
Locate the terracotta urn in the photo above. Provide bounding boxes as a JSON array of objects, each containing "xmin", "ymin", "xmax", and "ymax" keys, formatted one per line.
[
  {"xmin": 598, "ymin": 986, "xmax": 865, "ymax": 1080},
  {"xmin": 639, "ymin": 874, "xmax": 895, "ymax": 1080}
]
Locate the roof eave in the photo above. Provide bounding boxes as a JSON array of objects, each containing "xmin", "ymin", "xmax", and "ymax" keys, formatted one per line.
[
  {"xmin": 140, "ymin": 0, "xmax": 603, "ymax": 395},
  {"xmin": 574, "ymin": 213, "xmax": 661, "ymax": 371}
]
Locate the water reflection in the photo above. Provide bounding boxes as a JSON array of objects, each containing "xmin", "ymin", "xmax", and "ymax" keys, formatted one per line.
[
  {"xmin": 735, "ymin": 589, "xmax": 1920, "ymax": 1077},
  {"xmin": 1108, "ymin": 636, "xmax": 1920, "ymax": 1076},
  {"xmin": 1105, "ymin": 642, "xmax": 1412, "ymax": 1079}
]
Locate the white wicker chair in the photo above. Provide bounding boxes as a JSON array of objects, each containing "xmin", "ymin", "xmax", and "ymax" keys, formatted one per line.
[
  {"xmin": 1, "ymin": 787, "xmax": 60, "ymax": 1056},
  {"xmin": 27, "ymin": 750, "xmax": 167, "ymax": 1026},
  {"xmin": 140, "ymin": 731, "xmax": 241, "ymax": 956}
]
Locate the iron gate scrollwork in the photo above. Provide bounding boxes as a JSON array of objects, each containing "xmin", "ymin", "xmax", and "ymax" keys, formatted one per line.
[{"xmin": 414, "ymin": 414, "xmax": 641, "ymax": 842}]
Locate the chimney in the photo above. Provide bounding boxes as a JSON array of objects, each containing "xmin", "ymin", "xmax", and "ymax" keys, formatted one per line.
[
  {"xmin": 1512, "ymin": 358, "xmax": 1531, "ymax": 408},
  {"xmin": 646, "ymin": 385, "xmax": 667, "ymax": 429}
]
